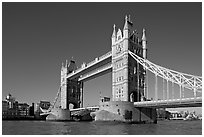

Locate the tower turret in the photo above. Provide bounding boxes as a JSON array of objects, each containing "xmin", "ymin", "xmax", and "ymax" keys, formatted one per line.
[
  {"xmin": 67, "ymin": 58, "xmax": 77, "ymax": 74},
  {"xmin": 61, "ymin": 62, "xmax": 64, "ymax": 77},
  {"xmin": 61, "ymin": 61, "xmax": 67, "ymax": 86},
  {"xmin": 123, "ymin": 15, "xmax": 133, "ymax": 39},
  {"xmin": 111, "ymin": 24, "xmax": 116, "ymax": 45},
  {"xmin": 61, "ymin": 62, "xmax": 64, "ymax": 70},
  {"xmin": 142, "ymin": 28, "xmax": 147, "ymax": 59},
  {"xmin": 65, "ymin": 60, "xmax": 68, "ymax": 68},
  {"xmin": 123, "ymin": 15, "xmax": 129, "ymax": 39}
]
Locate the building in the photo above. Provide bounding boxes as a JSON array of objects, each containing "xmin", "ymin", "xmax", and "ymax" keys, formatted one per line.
[
  {"xmin": 157, "ymin": 108, "xmax": 171, "ymax": 120},
  {"xmin": 101, "ymin": 97, "xmax": 111, "ymax": 103},
  {"xmin": 29, "ymin": 103, "xmax": 35, "ymax": 116},
  {"xmin": 18, "ymin": 103, "xmax": 29, "ymax": 117},
  {"xmin": 2, "ymin": 94, "xmax": 19, "ymax": 119},
  {"xmin": 2, "ymin": 93, "xmax": 35, "ymax": 120},
  {"xmin": 39, "ymin": 101, "xmax": 51, "ymax": 110},
  {"xmin": 2, "ymin": 101, "xmax": 9, "ymax": 119},
  {"xmin": 34, "ymin": 101, "xmax": 51, "ymax": 120}
]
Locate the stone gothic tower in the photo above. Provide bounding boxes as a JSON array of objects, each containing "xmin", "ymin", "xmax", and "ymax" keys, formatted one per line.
[
  {"xmin": 111, "ymin": 15, "xmax": 147, "ymax": 102},
  {"xmin": 60, "ymin": 59, "xmax": 82, "ymax": 109}
]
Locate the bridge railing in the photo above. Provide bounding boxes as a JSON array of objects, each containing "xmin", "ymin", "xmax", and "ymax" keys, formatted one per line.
[
  {"xmin": 76, "ymin": 67, "xmax": 83, "ymax": 73},
  {"xmin": 86, "ymin": 51, "xmax": 111, "ymax": 67},
  {"xmin": 134, "ymin": 97, "xmax": 202, "ymax": 108},
  {"xmin": 86, "ymin": 58, "xmax": 98, "ymax": 67},
  {"xmin": 98, "ymin": 51, "xmax": 112, "ymax": 60}
]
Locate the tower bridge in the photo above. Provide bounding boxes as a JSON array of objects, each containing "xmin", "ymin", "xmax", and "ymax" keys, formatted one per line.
[{"xmin": 45, "ymin": 15, "xmax": 202, "ymax": 123}]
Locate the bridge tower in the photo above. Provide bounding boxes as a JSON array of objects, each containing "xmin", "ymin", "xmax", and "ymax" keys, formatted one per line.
[
  {"xmin": 95, "ymin": 15, "xmax": 157, "ymax": 123},
  {"xmin": 60, "ymin": 59, "xmax": 82, "ymax": 109},
  {"xmin": 111, "ymin": 15, "xmax": 146, "ymax": 102}
]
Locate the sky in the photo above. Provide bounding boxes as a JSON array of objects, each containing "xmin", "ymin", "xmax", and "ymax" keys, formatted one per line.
[{"xmin": 2, "ymin": 2, "xmax": 202, "ymax": 113}]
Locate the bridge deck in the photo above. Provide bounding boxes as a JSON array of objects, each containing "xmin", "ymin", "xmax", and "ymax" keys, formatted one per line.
[
  {"xmin": 134, "ymin": 97, "xmax": 202, "ymax": 108},
  {"xmin": 67, "ymin": 51, "xmax": 112, "ymax": 80},
  {"xmin": 41, "ymin": 97, "xmax": 201, "ymax": 116}
]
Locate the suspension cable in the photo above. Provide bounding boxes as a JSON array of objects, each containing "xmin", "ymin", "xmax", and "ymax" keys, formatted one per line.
[{"xmin": 128, "ymin": 51, "xmax": 202, "ymax": 91}]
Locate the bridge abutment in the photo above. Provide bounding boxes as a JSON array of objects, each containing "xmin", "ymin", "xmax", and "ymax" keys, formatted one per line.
[
  {"xmin": 94, "ymin": 101, "xmax": 157, "ymax": 123},
  {"xmin": 46, "ymin": 108, "xmax": 71, "ymax": 121}
]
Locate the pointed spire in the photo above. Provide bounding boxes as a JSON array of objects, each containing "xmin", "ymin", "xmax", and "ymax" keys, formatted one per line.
[
  {"xmin": 142, "ymin": 28, "xmax": 146, "ymax": 41},
  {"xmin": 123, "ymin": 15, "xmax": 128, "ymax": 30},
  {"xmin": 112, "ymin": 24, "xmax": 116, "ymax": 38},
  {"xmin": 125, "ymin": 15, "xmax": 128, "ymax": 21},
  {"xmin": 65, "ymin": 59, "xmax": 68, "ymax": 68}
]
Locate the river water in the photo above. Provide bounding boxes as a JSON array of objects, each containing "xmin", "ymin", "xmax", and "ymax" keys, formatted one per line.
[{"xmin": 2, "ymin": 120, "xmax": 202, "ymax": 135}]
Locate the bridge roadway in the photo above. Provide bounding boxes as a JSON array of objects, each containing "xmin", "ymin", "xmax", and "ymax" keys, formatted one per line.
[
  {"xmin": 67, "ymin": 51, "xmax": 112, "ymax": 81},
  {"xmin": 133, "ymin": 97, "xmax": 202, "ymax": 108},
  {"xmin": 70, "ymin": 97, "xmax": 202, "ymax": 111},
  {"xmin": 40, "ymin": 97, "xmax": 201, "ymax": 116}
]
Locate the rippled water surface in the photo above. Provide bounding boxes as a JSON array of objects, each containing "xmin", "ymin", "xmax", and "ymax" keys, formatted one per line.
[{"xmin": 2, "ymin": 120, "xmax": 202, "ymax": 135}]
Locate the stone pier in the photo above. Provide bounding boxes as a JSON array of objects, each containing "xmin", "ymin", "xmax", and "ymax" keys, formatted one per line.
[{"xmin": 94, "ymin": 101, "xmax": 157, "ymax": 123}]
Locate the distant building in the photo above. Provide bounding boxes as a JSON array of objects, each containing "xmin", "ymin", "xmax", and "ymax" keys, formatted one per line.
[
  {"xmin": 29, "ymin": 103, "xmax": 34, "ymax": 116},
  {"xmin": 39, "ymin": 101, "xmax": 51, "ymax": 110},
  {"xmin": 34, "ymin": 101, "xmax": 51, "ymax": 120},
  {"xmin": 2, "ymin": 93, "xmax": 35, "ymax": 120},
  {"xmin": 34, "ymin": 101, "xmax": 50, "ymax": 114},
  {"xmin": 2, "ymin": 94, "xmax": 19, "ymax": 119},
  {"xmin": 101, "ymin": 97, "xmax": 111, "ymax": 103},
  {"xmin": 157, "ymin": 108, "xmax": 171, "ymax": 120},
  {"xmin": 2, "ymin": 93, "xmax": 51, "ymax": 120},
  {"xmin": 2, "ymin": 101, "xmax": 9, "ymax": 119},
  {"xmin": 18, "ymin": 103, "xmax": 29, "ymax": 117}
]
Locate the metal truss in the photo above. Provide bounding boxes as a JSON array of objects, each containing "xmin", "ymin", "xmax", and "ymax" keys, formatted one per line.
[{"xmin": 128, "ymin": 51, "xmax": 202, "ymax": 93}]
